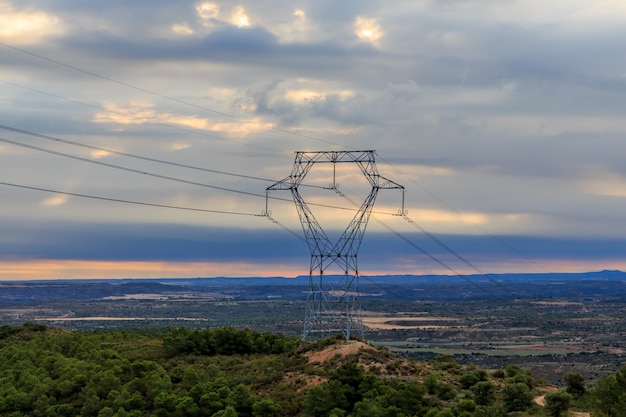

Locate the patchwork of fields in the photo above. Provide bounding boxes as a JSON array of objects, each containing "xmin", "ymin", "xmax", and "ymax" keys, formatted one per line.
[{"xmin": 1, "ymin": 273, "xmax": 625, "ymax": 384}]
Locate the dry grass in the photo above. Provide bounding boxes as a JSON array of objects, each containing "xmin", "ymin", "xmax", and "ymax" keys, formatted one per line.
[
  {"xmin": 362, "ymin": 315, "xmax": 459, "ymax": 330},
  {"xmin": 304, "ymin": 340, "xmax": 377, "ymax": 364}
]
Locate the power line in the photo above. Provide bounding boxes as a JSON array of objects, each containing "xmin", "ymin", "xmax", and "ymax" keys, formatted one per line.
[
  {"xmin": 0, "ymin": 135, "xmax": 270, "ymax": 199},
  {"xmin": 375, "ymin": 218, "xmax": 506, "ymax": 299},
  {"xmin": 399, "ymin": 213, "xmax": 516, "ymax": 297},
  {"xmin": 3, "ymin": 45, "xmax": 517, "ymax": 257},
  {"xmin": 0, "ymin": 79, "xmax": 284, "ymax": 154},
  {"xmin": 0, "ymin": 180, "xmax": 260, "ymax": 216},
  {"xmin": 375, "ymin": 153, "xmax": 547, "ymax": 273},
  {"xmin": 0, "ymin": 123, "xmax": 279, "ymax": 184},
  {"xmin": 1, "ymin": 42, "xmax": 545, "ymax": 278},
  {"xmin": 329, "ymin": 184, "xmax": 509, "ymax": 298},
  {"xmin": 0, "ymin": 41, "xmax": 349, "ymax": 150},
  {"xmin": 0, "ymin": 181, "xmax": 308, "ymax": 244},
  {"xmin": 263, "ymin": 212, "xmax": 307, "ymax": 243},
  {"xmin": 0, "ymin": 135, "xmax": 376, "ymax": 214},
  {"xmin": 331, "ymin": 184, "xmax": 513, "ymax": 297}
]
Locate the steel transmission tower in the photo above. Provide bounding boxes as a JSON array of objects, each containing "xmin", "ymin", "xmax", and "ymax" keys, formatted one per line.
[{"xmin": 266, "ymin": 151, "xmax": 404, "ymax": 339}]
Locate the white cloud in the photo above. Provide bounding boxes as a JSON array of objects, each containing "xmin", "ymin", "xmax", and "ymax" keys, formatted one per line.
[
  {"xmin": 0, "ymin": 1, "xmax": 63, "ymax": 43},
  {"xmin": 90, "ymin": 150, "xmax": 111, "ymax": 159},
  {"xmin": 579, "ymin": 167, "xmax": 626, "ymax": 198},
  {"xmin": 354, "ymin": 16, "xmax": 383, "ymax": 45},
  {"xmin": 171, "ymin": 23, "xmax": 195, "ymax": 36},
  {"xmin": 93, "ymin": 101, "xmax": 157, "ymax": 125},
  {"xmin": 93, "ymin": 101, "xmax": 272, "ymax": 138},
  {"xmin": 170, "ymin": 142, "xmax": 192, "ymax": 151},
  {"xmin": 196, "ymin": 2, "xmax": 219, "ymax": 21},
  {"xmin": 41, "ymin": 194, "xmax": 69, "ymax": 207},
  {"xmin": 209, "ymin": 118, "xmax": 273, "ymax": 137},
  {"xmin": 230, "ymin": 5, "xmax": 251, "ymax": 28},
  {"xmin": 268, "ymin": 8, "xmax": 315, "ymax": 43},
  {"xmin": 261, "ymin": 79, "xmax": 356, "ymax": 109}
]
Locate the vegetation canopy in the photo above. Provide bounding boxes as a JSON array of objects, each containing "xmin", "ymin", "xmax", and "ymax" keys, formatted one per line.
[{"xmin": 0, "ymin": 323, "xmax": 623, "ymax": 416}]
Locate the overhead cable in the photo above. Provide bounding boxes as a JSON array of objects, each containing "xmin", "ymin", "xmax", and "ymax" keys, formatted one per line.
[
  {"xmin": 0, "ymin": 79, "xmax": 282, "ymax": 154},
  {"xmin": 1, "ymin": 42, "xmax": 542, "ymax": 277},
  {"xmin": 400, "ymin": 212, "xmax": 516, "ymax": 297},
  {"xmin": 0, "ymin": 136, "xmax": 270, "ymax": 199},
  {"xmin": 375, "ymin": 219, "xmax": 506, "ymax": 299},
  {"xmin": 0, "ymin": 123, "xmax": 278, "ymax": 183},
  {"xmin": 0, "ymin": 41, "xmax": 348, "ymax": 149},
  {"xmin": 0, "ymin": 181, "xmax": 260, "ymax": 216},
  {"xmin": 0, "ymin": 136, "xmax": 380, "ymax": 213},
  {"xmin": 333, "ymin": 186, "xmax": 512, "ymax": 298},
  {"xmin": 376, "ymin": 152, "xmax": 545, "ymax": 272}
]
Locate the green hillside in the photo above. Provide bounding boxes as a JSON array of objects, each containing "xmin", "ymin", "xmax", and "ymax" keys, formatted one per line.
[{"xmin": 0, "ymin": 323, "xmax": 623, "ymax": 416}]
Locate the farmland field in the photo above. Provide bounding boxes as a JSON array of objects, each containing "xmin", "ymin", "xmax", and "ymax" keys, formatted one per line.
[{"xmin": 1, "ymin": 272, "xmax": 625, "ymax": 384}]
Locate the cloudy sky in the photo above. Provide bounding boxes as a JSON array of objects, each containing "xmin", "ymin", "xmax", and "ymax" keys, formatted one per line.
[{"xmin": 2, "ymin": 0, "xmax": 626, "ymax": 281}]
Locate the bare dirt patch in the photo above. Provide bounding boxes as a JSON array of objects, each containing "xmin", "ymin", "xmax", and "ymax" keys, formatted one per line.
[
  {"xmin": 531, "ymin": 301, "xmax": 583, "ymax": 306},
  {"xmin": 303, "ymin": 340, "xmax": 429, "ymax": 379},
  {"xmin": 304, "ymin": 340, "xmax": 377, "ymax": 364},
  {"xmin": 362, "ymin": 316, "xmax": 459, "ymax": 330},
  {"xmin": 533, "ymin": 386, "xmax": 559, "ymax": 406}
]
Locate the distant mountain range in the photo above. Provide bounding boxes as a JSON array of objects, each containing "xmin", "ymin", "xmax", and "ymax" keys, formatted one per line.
[{"xmin": 2, "ymin": 270, "xmax": 625, "ymax": 303}]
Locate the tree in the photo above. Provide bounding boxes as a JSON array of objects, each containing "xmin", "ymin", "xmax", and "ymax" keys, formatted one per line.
[
  {"xmin": 501, "ymin": 382, "xmax": 533, "ymax": 412},
  {"xmin": 174, "ymin": 395, "xmax": 200, "ymax": 417},
  {"xmin": 544, "ymin": 391, "xmax": 572, "ymax": 417},
  {"xmin": 303, "ymin": 381, "xmax": 349, "ymax": 417},
  {"xmin": 471, "ymin": 381, "xmax": 496, "ymax": 406},
  {"xmin": 505, "ymin": 369, "xmax": 534, "ymax": 389},
  {"xmin": 437, "ymin": 408, "xmax": 455, "ymax": 417},
  {"xmin": 232, "ymin": 384, "xmax": 253, "ymax": 417},
  {"xmin": 473, "ymin": 405, "xmax": 505, "ymax": 417},
  {"xmin": 456, "ymin": 399, "xmax": 476, "ymax": 414},
  {"xmin": 212, "ymin": 405, "xmax": 238, "ymax": 417},
  {"xmin": 433, "ymin": 354, "xmax": 458, "ymax": 370},
  {"xmin": 564, "ymin": 372, "xmax": 586, "ymax": 399},
  {"xmin": 504, "ymin": 364, "xmax": 522, "ymax": 377},
  {"xmin": 153, "ymin": 392, "xmax": 177, "ymax": 417},
  {"xmin": 351, "ymin": 398, "xmax": 384, "ymax": 417},
  {"xmin": 389, "ymin": 381, "xmax": 425, "ymax": 415},
  {"xmin": 252, "ymin": 399, "xmax": 282, "ymax": 417},
  {"xmin": 437, "ymin": 382, "xmax": 457, "ymax": 401},
  {"xmin": 423, "ymin": 373, "xmax": 440, "ymax": 395},
  {"xmin": 331, "ymin": 360, "xmax": 365, "ymax": 408},
  {"xmin": 459, "ymin": 373, "xmax": 480, "ymax": 389},
  {"xmin": 592, "ymin": 371, "xmax": 626, "ymax": 417}
]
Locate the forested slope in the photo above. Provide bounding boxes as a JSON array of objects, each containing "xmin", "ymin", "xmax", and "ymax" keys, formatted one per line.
[{"xmin": 0, "ymin": 323, "xmax": 624, "ymax": 416}]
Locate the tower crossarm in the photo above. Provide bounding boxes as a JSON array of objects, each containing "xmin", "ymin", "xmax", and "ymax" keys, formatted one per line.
[
  {"xmin": 377, "ymin": 175, "xmax": 404, "ymax": 190},
  {"xmin": 295, "ymin": 150, "xmax": 376, "ymax": 164},
  {"xmin": 353, "ymin": 158, "xmax": 405, "ymax": 190},
  {"xmin": 266, "ymin": 176, "xmax": 298, "ymax": 191}
]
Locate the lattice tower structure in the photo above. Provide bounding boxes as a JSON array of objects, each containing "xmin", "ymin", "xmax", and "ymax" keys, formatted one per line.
[{"xmin": 266, "ymin": 151, "xmax": 404, "ymax": 339}]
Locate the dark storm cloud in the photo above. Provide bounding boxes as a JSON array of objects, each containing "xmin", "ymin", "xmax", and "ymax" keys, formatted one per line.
[
  {"xmin": 63, "ymin": 26, "xmax": 279, "ymax": 60},
  {"xmin": 0, "ymin": 221, "xmax": 307, "ymax": 262},
  {"xmin": 3, "ymin": 220, "xmax": 626, "ymax": 270},
  {"xmin": 55, "ymin": 28, "xmax": 384, "ymax": 81}
]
